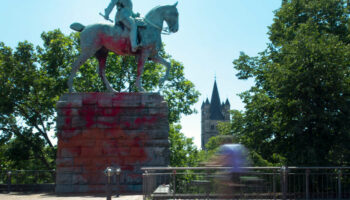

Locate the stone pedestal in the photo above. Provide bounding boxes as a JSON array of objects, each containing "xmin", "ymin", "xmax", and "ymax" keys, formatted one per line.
[{"xmin": 55, "ymin": 93, "xmax": 169, "ymax": 193}]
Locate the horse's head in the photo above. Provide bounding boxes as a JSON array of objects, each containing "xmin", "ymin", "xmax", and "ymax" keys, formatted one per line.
[
  {"xmin": 145, "ymin": 3, "xmax": 179, "ymax": 33},
  {"xmin": 163, "ymin": 2, "xmax": 179, "ymax": 33}
]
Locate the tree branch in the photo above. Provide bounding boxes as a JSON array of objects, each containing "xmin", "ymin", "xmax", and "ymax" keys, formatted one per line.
[
  {"xmin": 15, "ymin": 103, "xmax": 53, "ymax": 147},
  {"xmin": 8, "ymin": 123, "xmax": 51, "ymax": 169}
]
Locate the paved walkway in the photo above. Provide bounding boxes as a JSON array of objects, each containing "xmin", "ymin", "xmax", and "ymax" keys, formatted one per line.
[{"xmin": 0, "ymin": 193, "xmax": 143, "ymax": 200}]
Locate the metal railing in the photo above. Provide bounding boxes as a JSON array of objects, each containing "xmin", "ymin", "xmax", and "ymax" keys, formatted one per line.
[
  {"xmin": 0, "ymin": 170, "xmax": 56, "ymax": 192},
  {"xmin": 142, "ymin": 166, "xmax": 350, "ymax": 200}
]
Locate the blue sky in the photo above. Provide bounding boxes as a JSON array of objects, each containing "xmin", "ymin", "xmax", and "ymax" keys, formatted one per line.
[{"xmin": 0, "ymin": 0, "xmax": 282, "ymax": 148}]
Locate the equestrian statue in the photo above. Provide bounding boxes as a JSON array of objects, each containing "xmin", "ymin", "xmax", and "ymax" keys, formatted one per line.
[{"xmin": 68, "ymin": 0, "xmax": 179, "ymax": 92}]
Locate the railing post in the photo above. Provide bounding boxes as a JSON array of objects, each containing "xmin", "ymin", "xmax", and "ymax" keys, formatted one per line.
[
  {"xmin": 7, "ymin": 171, "xmax": 12, "ymax": 193},
  {"xmin": 305, "ymin": 169, "xmax": 310, "ymax": 200},
  {"xmin": 116, "ymin": 168, "xmax": 121, "ymax": 198},
  {"xmin": 107, "ymin": 175, "xmax": 112, "ymax": 200},
  {"xmin": 143, "ymin": 170, "xmax": 148, "ymax": 200},
  {"xmin": 52, "ymin": 169, "xmax": 55, "ymax": 183},
  {"xmin": 281, "ymin": 166, "xmax": 288, "ymax": 200},
  {"xmin": 172, "ymin": 169, "xmax": 176, "ymax": 199},
  {"xmin": 273, "ymin": 169, "xmax": 276, "ymax": 200},
  {"xmin": 206, "ymin": 170, "xmax": 210, "ymax": 199},
  {"xmin": 338, "ymin": 169, "xmax": 342, "ymax": 200},
  {"xmin": 104, "ymin": 167, "xmax": 117, "ymax": 200},
  {"xmin": 35, "ymin": 171, "xmax": 38, "ymax": 184}
]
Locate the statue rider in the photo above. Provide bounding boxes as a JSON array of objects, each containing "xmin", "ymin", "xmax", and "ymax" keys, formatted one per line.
[{"xmin": 104, "ymin": 0, "xmax": 140, "ymax": 52}]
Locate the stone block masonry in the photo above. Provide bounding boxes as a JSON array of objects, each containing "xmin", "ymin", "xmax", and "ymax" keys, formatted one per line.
[{"xmin": 55, "ymin": 93, "xmax": 169, "ymax": 193}]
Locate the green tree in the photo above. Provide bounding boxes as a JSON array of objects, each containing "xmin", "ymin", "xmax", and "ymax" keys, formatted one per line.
[
  {"xmin": 231, "ymin": 0, "xmax": 350, "ymax": 166},
  {"xmin": 0, "ymin": 41, "xmax": 58, "ymax": 169},
  {"xmin": 168, "ymin": 124, "xmax": 203, "ymax": 193},
  {"xmin": 169, "ymin": 124, "xmax": 201, "ymax": 167},
  {"xmin": 205, "ymin": 121, "xmax": 278, "ymax": 166},
  {"xmin": 0, "ymin": 29, "xmax": 199, "ymax": 169}
]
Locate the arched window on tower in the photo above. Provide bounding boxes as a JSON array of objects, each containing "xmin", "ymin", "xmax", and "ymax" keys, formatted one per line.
[{"xmin": 210, "ymin": 125, "xmax": 215, "ymax": 130}]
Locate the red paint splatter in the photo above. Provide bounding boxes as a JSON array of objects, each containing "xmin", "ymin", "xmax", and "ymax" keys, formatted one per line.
[
  {"xmin": 58, "ymin": 127, "xmax": 149, "ymax": 185},
  {"xmin": 57, "ymin": 93, "xmax": 166, "ymax": 192},
  {"xmin": 98, "ymin": 34, "xmax": 132, "ymax": 55},
  {"xmin": 99, "ymin": 58, "xmax": 106, "ymax": 71},
  {"xmin": 134, "ymin": 116, "xmax": 158, "ymax": 125},
  {"xmin": 64, "ymin": 103, "xmax": 73, "ymax": 128},
  {"xmin": 137, "ymin": 57, "xmax": 145, "ymax": 77}
]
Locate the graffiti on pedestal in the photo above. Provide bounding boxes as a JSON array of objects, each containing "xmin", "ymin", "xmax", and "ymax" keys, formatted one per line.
[{"xmin": 56, "ymin": 93, "xmax": 168, "ymax": 190}]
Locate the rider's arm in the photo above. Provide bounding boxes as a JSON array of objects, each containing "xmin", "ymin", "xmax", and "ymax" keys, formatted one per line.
[
  {"xmin": 104, "ymin": 0, "xmax": 118, "ymax": 19},
  {"xmin": 119, "ymin": 0, "xmax": 133, "ymax": 10},
  {"xmin": 132, "ymin": 12, "xmax": 140, "ymax": 18}
]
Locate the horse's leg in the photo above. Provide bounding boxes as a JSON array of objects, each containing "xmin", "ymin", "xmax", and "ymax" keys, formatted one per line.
[
  {"xmin": 67, "ymin": 48, "xmax": 96, "ymax": 92},
  {"xmin": 96, "ymin": 48, "xmax": 116, "ymax": 92},
  {"xmin": 135, "ymin": 51, "xmax": 150, "ymax": 92},
  {"xmin": 151, "ymin": 54, "xmax": 171, "ymax": 87}
]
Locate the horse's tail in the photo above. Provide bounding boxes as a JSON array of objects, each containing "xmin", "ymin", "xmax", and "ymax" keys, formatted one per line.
[{"xmin": 70, "ymin": 23, "xmax": 85, "ymax": 32}]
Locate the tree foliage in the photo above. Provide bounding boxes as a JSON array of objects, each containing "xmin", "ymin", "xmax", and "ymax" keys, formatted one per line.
[
  {"xmin": 169, "ymin": 124, "xmax": 201, "ymax": 167},
  {"xmin": 230, "ymin": 0, "xmax": 350, "ymax": 166},
  {"xmin": 0, "ymin": 29, "xmax": 199, "ymax": 169},
  {"xmin": 204, "ymin": 119, "xmax": 279, "ymax": 166}
]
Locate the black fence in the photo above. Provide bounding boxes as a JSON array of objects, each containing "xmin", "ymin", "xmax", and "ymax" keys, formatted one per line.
[
  {"xmin": 142, "ymin": 166, "xmax": 350, "ymax": 200},
  {"xmin": 0, "ymin": 170, "xmax": 55, "ymax": 193},
  {"xmin": 1, "ymin": 167, "xmax": 349, "ymax": 199}
]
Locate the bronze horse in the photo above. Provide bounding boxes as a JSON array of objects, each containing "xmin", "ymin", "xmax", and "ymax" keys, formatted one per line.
[{"xmin": 68, "ymin": 3, "xmax": 179, "ymax": 92}]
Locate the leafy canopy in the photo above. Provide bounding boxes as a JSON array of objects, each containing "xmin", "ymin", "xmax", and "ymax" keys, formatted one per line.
[
  {"xmin": 169, "ymin": 124, "xmax": 201, "ymax": 167},
  {"xmin": 230, "ymin": 0, "xmax": 350, "ymax": 166},
  {"xmin": 0, "ymin": 29, "xmax": 200, "ymax": 169}
]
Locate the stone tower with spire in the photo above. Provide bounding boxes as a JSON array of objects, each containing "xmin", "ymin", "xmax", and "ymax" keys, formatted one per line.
[{"xmin": 201, "ymin": 80, "xmax": 230, "ymax": 149}]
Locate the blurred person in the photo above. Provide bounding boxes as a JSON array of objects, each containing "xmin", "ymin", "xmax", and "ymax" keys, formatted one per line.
[
  {"xmin": 205, "ymin": 137, "xmax": 250, "ymax": 196},
  {"xmin": 216, "ymin": 143, "xmax": 250, "ymax": 184}
]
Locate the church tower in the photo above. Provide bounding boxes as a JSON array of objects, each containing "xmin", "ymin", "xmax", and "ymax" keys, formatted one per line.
[{"xmin": 201, "ymin": 80, "xmax": 230, "ymax": 149}]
